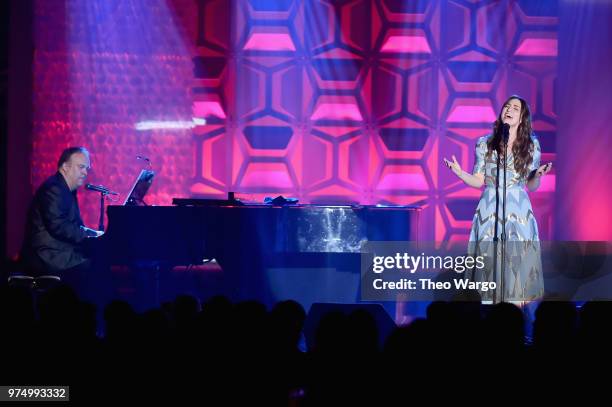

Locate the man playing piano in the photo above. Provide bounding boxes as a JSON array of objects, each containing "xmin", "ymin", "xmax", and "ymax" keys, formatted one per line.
[{"xmin": 20, "ymin": 147, "xmax": 103, "ymax": 278}]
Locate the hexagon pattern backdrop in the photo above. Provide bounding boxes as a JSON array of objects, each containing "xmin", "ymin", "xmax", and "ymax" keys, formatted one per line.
[{"xmin": 32, "ymin": 0, "xmax": 557, "ymax": 241}]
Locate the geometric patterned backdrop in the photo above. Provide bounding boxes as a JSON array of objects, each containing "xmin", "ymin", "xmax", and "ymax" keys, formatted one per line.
[{"xmin": 31, "ymin": 0, "xmax": 558, "ymax": 241}]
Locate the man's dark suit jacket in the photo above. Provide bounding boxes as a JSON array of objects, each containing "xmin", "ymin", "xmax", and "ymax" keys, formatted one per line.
[{"xmin": 21, "ymin": 172, "xmax": 89, "ymax": 273}]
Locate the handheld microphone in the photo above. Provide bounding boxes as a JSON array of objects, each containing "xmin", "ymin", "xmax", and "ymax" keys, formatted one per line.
[{"xmin": 85, "ymin": 183, "xmax": 118, "ymax": 195}]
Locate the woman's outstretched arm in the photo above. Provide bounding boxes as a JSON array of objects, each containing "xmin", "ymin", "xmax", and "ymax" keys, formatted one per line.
[{"xmin": 443, "ymin": 155, "xmax": 484, "ymax": 189}]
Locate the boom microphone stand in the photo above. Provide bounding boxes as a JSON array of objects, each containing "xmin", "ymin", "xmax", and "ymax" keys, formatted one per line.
[{"xmin": 85, "ymin": 183, "xmax": 118, "ymax": 231}]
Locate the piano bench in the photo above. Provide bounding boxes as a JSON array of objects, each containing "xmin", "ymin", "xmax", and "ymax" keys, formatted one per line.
[
  {"xmin": 7, "ymin": 275, "xmax": 35, "ymax": 289},
  {"xmin": 33, "ymin": 275, "xmax": 62, "ymax": 291}
]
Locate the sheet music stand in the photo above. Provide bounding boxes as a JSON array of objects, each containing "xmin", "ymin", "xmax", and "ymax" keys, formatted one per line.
[{"xmin": 124, "ymin": 169, "xmax": 155, "ymax": 206}]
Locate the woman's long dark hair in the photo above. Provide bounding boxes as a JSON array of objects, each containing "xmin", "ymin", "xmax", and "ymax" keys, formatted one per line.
[{"xmin": 486, "ymin": 95, "xmax": 534, "ymax": 179}]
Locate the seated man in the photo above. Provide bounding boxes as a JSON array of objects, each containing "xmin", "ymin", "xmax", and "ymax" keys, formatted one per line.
[{"xmin": 20, "ymin": 147, "xmax": 103, "ymax": 277}]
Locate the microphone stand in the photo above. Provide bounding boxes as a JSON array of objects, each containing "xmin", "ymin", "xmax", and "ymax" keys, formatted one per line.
[
  {"xmin": 501, "ymin": 134, "xmax": 508, "ymax": 303},
  {"xmin": 86, "ymin": 184, "xmax": 118, "ymax": 231},
  {"xmin": 492, "ymin": 151, "xmax": 501, "ymax": 304},
  {"xmin": 492, "ymin": 127, "xmax": 509, "ymax": 303},
  {"xmin": 98, "ymin": 191, "xmax": 109, "ymax": 231}
]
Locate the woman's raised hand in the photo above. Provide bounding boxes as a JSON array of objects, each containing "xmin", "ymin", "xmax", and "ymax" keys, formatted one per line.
[{"xmin": 443, "ymin": 155, "xmax": 463, "ymax": 178}]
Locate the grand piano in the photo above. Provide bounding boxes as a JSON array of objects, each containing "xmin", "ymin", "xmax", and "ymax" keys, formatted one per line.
[{"xmin": 99, "ymin": 203, "xmax": 420, "ymax": 309}]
